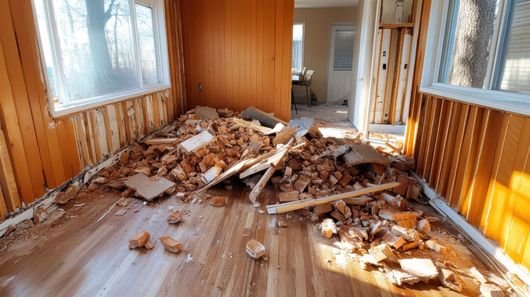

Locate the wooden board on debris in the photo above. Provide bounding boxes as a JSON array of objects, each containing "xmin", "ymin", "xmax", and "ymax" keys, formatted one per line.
[
  {"xmin": 123, "ymin": 173, "xmax": 175, "ymax": 201},
  {"xmin": 180, "ymin": 131, "xmax": 215, "ymax": 153},
  {"xmin": 343, "ymin": 144, "xmax": 389, "ymax": 166},
  {"xmin": 239, "ymin": 146, "xmax": 289, "ymax": 179}
]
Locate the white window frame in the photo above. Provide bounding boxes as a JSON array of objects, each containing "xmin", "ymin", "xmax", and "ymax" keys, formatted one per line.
[
  {"xmin": 292, "ymin": 22, "xmax": 305, "ymax": 74},
  {"xmin": 31, "ymin": 0, "xmax": 170, "ymax": 118},
  {"xmin": 421, "ymin": 0, "xmax": 530, "ymax": 116}
]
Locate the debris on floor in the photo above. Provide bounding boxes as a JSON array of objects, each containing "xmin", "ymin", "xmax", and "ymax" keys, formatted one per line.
[
  {"xmin": 159, "ymin": 236, "xmax": 183, "ymax": 253},
  {"xmin": 246, "ymin": 239, "xmax": 266, "ymax": 259},
  {"xmin": 129, "ymin": 231, "xmax": 153, "ymax": 250},
  {"xmin": 45, "ymin": 105, "xmax": 513, "ymax": 294}
]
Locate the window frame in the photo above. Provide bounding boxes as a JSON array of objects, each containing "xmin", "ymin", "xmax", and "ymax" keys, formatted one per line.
[
  {"xmin": 292, "ymin": 22, "xmax": 305, "ymax": 74},
  {"xmin": 32, "ymin": 0, "xmax": 170, "ymax": 118},
  {"xmin": 421, "ymin": 0, "xmax": 530, "ymax": 116}
]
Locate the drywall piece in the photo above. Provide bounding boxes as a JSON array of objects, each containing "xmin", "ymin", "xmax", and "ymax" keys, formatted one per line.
[
  {"xmin": 343, "ymin": 144, "xmax": 389, "ymax": 166},
  {"xmin": 201, "ymin": 162, "xmax": 224, "ymax": 185},
  {"xmin": 180, "ymin": 131, "xmax": 215, "ymax": 153},
  {"xmin": 123, "ymin": 173, "xmax": 175, "ymax": 201},
  {"xmin": 398, "ymin": 258, "xmax": 438, "ymax": 280},
  {"xmin": 241, "ymin": 106, "xmax": 288, "ymax": 128},
  {"xmin": 267, "ymin": 182, "xmax": 400, "ymax": 214},
  {"xmin": 248, "ymin": 165, "xmax": 277, "ymax": 206},
  {"xmin": 289, "ymin": 117, "xmax": 314, "ymax": 138}
]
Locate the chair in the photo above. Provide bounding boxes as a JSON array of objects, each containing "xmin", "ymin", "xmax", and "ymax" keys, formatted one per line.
[{"xmin": 301, "ymin": 69, "xmax": 315, "ymax": 106}]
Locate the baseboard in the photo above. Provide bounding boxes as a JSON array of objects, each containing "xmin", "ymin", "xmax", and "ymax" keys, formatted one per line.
[
  {"xmin": 0, "ymin": 148, "xmax": 126, "ymax": 237},
  {"xmin": 412, "ymin": 172, "xmax": 530, "ymax": 288}
]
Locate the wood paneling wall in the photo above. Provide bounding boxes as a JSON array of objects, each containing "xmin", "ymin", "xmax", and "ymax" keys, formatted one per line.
[
  {"xmin": 405, "ymin": 93, "xmax": 530, "ymax": 270},
  {"xmin": 0, "ymin": 0, "xmax": 185, "ymax": 219},
  {"xmin": 180, "ymin": 0, "xmax": 294, "ymax": 121},
  {"xmin": 404, "ymin": 0, "xmax": 530, "ymax": 271}
]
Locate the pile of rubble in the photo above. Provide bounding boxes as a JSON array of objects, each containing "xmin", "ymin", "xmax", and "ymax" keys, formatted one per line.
[{"xmin": 87, "ymin": 106, "xmax": 510, "ymax": 296}]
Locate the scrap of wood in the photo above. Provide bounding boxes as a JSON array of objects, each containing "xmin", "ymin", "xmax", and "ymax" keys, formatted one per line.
[
  {"xmin": 248, "ymin": 165, "xmax": 277, "ymax": 206},
  {"xmin": 241, "ymin": 106, "xmax": 287, "ymax": 128},
  {"xmin": 197, "ymin": 158, "xmax": 251, "ymax": 192},
  {"xmin": 231, "ymin": 118, "xmax": 284, "ymax": 135},
  {"xmin": 246, "ymin": 239, "xmax": 266, "ymax": 259},
  {"xmin": 179, "ymin": 131, "xmax": 215, "ymax": 153},
  {"xmin": 343, "ymin": 144, "xmax": 389, "ymax": 166},
  {"xmin": 200, "ymin": 162, "xmax": 224, "ymax": 184},
  {"xmin": 123, "ymin": 173, "xmax": 175, "ymax": 201},
  {"xmin": 239, "ymin": 146, "xmax": 289, "ymax": 179},
  {"xmin": 143, "ymin": 137, "xmax": 179, "ymax": 145},
  {"xmin": 266, "ymin": 182, "xmax": 400, "ymax": 214},
  {"xmin": 272, "ymin": 127, "xmax": 297, "ymax": 145}
]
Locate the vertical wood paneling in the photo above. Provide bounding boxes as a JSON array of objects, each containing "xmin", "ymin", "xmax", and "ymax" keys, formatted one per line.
[
  {"xmin": 180, "ymin": 0, "xmax": 293, "ymax": 121},
  {"xmin": 405, "ymin": 93, "xmax": 530, "ymax": 271}
]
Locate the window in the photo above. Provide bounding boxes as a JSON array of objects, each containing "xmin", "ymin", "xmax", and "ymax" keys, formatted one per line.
[
  {"xmin": 422, "ymin": 0, "xmax": 530, "ymax": 115},
  {"xmin": 292, "ymin": 24, "xmax": 304, "ymax": 73},
  {"xmin": 32, "ymin": 0, "xmax": 168, "ymax": 116},
  {"xmin": 332, "ymin": 29, "xmax": 354, "ymax": 70}
]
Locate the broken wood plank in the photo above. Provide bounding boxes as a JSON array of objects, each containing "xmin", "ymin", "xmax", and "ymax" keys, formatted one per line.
[
  {"xmin": 266, "ymin": 182, "xmax": 400, "ymax": 214},
  {"xmin": 179, "ymin": 131, "xmax": 215, "ymax": 153},
  {"xmin": 248, "ymin": 164, "xmax": 277, "ymax": 205},
  {"xmin": 241, "ymin": 106, "xmax": 288, "ymax": 128},
  {"xmin": 231, "ymin": 118, "xmax": 284, "ymax": 135},
  {"xmin": 123, "ymin": 173, "xmax": 175, "ymax": 201},
  {"xmin": 239, "ymin": 146, "xmax": 288, "ymax": 179},
  {"xmin": 343, "ymin": 144, "xmax": 389, "ymax": 166},
  {"xmin": 143, "ymin": 137, "xmax": 179, "ymax": 145}
]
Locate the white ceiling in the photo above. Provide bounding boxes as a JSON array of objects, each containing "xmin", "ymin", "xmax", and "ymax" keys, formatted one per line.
[{"xmin": 295, "ymin": 0, "xmax": 358, "ymax": 8}]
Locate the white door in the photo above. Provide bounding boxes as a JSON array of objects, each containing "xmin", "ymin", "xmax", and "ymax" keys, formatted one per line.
[{"xmin": 327, "ymin": 25, "xmax": 355, "ymax": 103}]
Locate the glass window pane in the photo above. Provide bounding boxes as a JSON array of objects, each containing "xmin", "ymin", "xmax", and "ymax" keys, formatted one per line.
[
  {"xmin": 498, "ymin": 0, "xmax": 530, "ymax": 93},
  {"xmin": 34, "ymin": 0, "xmax": 59, "ymax": 101},
  {"xmin": 47, "ymin": 0, "xmax": 138, "ymax": 103},
  {"xmin": 333, "ymin": 30, "xmax": 354, "ymax": 70},
  {"xmin": 135, "ymin": 4, "xmax": 160, "ymax": 85},
  {"xmin": 292, "ymin": 24, "xmax": 303, "ymax": 72},
  {"xmin": 438, "ymin": 0, "xmax": 499, "ymax": 88}
]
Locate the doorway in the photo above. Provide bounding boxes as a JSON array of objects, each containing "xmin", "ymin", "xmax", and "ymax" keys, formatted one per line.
[{"xmin": 327, "ymin": 25, "xmax": 355, "ymax": 105}]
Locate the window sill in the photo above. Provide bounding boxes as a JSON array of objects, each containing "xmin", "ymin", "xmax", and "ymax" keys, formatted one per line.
[
  {"xmin": 420, "ymin": 85, "xmax": 530, "ymax": 117},
  {"xmin": 51, "ymin": 85, "xmax": 171, "ymax": 118}
]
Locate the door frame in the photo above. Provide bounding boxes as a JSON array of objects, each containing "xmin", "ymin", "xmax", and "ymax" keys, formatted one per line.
[{"xmin": 327, "ymin": 24, "xmax": 355, "ymax": 103}]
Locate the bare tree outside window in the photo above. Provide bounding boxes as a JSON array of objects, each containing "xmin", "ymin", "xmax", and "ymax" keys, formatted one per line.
[{"xmin": 440, "ymin": 0, "xmax": 498, "ymax": 88}]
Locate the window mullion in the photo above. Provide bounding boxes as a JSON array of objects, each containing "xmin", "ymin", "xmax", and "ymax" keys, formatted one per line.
[
  {"xmin": 484, "ymin": 0, "xmax": 509, "ymax": 90},
  {"xmin": 490, "ymin": 0, "xmax": 514, "ymax": 91},
  {"xmin": 151, "ymin": 1, "xmax": 164, "ymax": 85},
  {"xmin": 44, "ymin": 0, "xmax": 69, "ymax": 103},
  {"xmin": 130, "ymin": 0, "xmax": 144, "ymax": 89}
]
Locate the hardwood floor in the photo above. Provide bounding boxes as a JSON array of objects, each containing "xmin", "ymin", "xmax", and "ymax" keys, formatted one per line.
[{"xmin": 0, "ymin": 185, "xmax": 494, "ymax": 297}]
